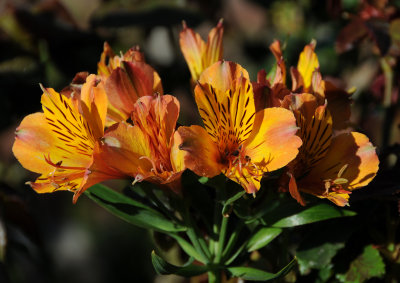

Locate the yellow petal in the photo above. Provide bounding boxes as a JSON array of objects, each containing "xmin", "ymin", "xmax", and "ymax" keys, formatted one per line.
[
  {"xmin": 198, "ymin": 60, "xmax": 249, "ymax": 91},
  {"xmin": 170, "ymin": 131, "xmax": 188, "ymax": 173},
  {"xmin": 101, "ymin": 122, "xmax": 153, "ymax": 178},
  {"xmin": 80, "ymin": 74, "xmax": 108, "ymax": 138},
  {"xmin": 297, "ymin": 41, "xmax": 319, "ymax": 91},
  {"xmin": 295, "ymin": 99, "xmax": 333, "ymax": 174},
  {"xmin": 40, "ymin": 87, "xmax": 94, "ymax": 167},
  {"xmin": 195, "ymin": 61, "xmax": 255, "ymax": 149},
  {"xmin": 299, "ymin": 132, "xmax": 379, "ymax": 206},
  {"xmin": 13, "ymin": 113, "xmax": 56, "ymax": 174},
  {"xmin": 177, "ymin": 125, "xmax": 224, "ymax": 177},
  {"xmin": 180, "ymin": 22, "xmax": 205, "ymax": 81},
  {"xmin": 180, "ymin": 21, "xmax": 224, "ymax": 82},
  {"xmin": 245, "ymin": 107, "xmax": 302, "ymax": 172},
  {"xmin": 204, "ymin": 19, "xmax": 224, "ymax": 69}
]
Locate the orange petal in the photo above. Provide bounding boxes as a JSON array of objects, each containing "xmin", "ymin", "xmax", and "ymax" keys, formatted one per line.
[
  {"xmin": 101, "ymin": 122, "xmax": 153, "ymax": 179},
  {"xmin": 198, "ymin": 60, "xmax": 249, "ymax": 91},
  {"xmin": 177, "ymin": 125, "xmax": 224, "ymax": 177},
  {"xmin": 13, "ymin": 113, "xmax": 56, "ymax": 174},
  {"xmin": 295, "ymin": 96, "xmax": 333, "ymax": 169},
  {"xmin": 195, "ymin": 77, "xmax": 255, "ymax": 148},
  {"xmin": 105, "ymin": 61, "xmax": 163, "ymax": 123},
  {"xmin": 170, "ymin": 131, "xmax": 188, "ymax": 173},
  {"xmin": 297, "ymin": 41, "xmax": 319, "ymax": 91},
  {"xmin": 311, "ymin": 70, "xmax": 325, "ymax": 101},
  {"xmin": 324, "ymin": 80, "xmax": 352, "ymax": 130},
  {"xmin": 40, "ymin": 87, "xmax": 95, "ymax": 167},
  {"xmin": 133, "ymin": 94, "xmax": 179, "ymax": 148},
  {"xmin": 29, "ymin": 169, "xmax": 88, "ymax": 196},
  {"xmin": 80, "ymin": 74, "xmax": 108, "ymax": 138},
  {"xmin": 245, "ymin": 107, "xmax": 302, "ymax": 172},
  {"xmin": 299, "ymin": 132, "xmax": 379, "ymax": 205},
  {"xmin": 204, "ymin": 19, "xmax": 224, "ymax": 69},
  {"xmin": 269, "ymin": 40, "xmax": 287, "ymax": 85},
  {"xmin": 288, "ymin": 172, "xmax": 306, "ymax": 206},
  {"xmin": 290, "ymin": 66, "xmax": 304, "ymax": 92},
  {"xmin": 97, "ymin": 42, "xmax": 116, "ymax": 77},
  {"xmin": 180, "ymin": 22, "xmax": 206, "ymax": 82}
]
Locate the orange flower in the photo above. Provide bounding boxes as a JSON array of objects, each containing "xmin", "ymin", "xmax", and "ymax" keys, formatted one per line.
[
  {"xmin": 99, "ymin": 94, "xmax": 186, "ymax": 192},
  {"xmin": 177, "ymin": 61, "xmax": 302, "ymax": 194},
  {"xmin": 291, "ymin": 41, "xmax": 352, "ymax": 129},
  {"xmin": 97, "ymin": 42, "xmax": 164, "ymax": 125},
  {"xmin": 12, "ymin": 75, "xmax": 123, "ymax": 203},
  {"xmin": 180, "ymin": 20, "xmax": 224, "ymax": 83},
  {"xmin": 281, "ymin": 93, "xmax": 379, "ymax": 206}
]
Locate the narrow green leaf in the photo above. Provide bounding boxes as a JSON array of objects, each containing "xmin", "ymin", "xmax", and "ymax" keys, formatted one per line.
[
  {"xmin": 151, "ymin": 251, "xmax": 208, "ymax": 277},
  {"xmin": 85, "ymin": 184, "xmax": 186, "ymax": 233},
  {"xmin": 246, "ymin": 227, "xmax": 282, "ymax": 252},
  {"xmin": 227, "ymin": 257, "xmax": 297, "ymax": 281},
  {"xmin": 222, "ymin": 191, "xmax": 245, "ymax": 216},
  {"xmin": 336, "ymin": 245, "xmax": 385, "ymax": 283},
  {"xmin": 167, "ymin": 233, "xmax": 206, "ymax": 263},
  {"xmin": 263, "ymin": 202, "xmax": 356, "ymax": 228}
]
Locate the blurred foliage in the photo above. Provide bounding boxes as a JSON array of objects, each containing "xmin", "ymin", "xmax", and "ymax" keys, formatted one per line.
[{"xmin": 1, "ymin": 0, "xmax": 400, "ymax": 282}]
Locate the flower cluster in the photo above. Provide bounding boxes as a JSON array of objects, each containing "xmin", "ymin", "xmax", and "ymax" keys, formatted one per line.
[{"xmin": 13, "ymin": 22, "xmax": 378, "ymax": 207}]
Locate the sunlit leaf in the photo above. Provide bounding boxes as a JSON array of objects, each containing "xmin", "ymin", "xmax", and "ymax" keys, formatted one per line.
[
  {"xmin": 85, "ymin": 184, "xmax": 186, "ymax": 233},
  {"xmin": 336, "ymin": 245, "xmax": 385, "ymax": 283},
  {"xmin": 262, "ymin": 202, "xmax": 356, "ymax": 228}
]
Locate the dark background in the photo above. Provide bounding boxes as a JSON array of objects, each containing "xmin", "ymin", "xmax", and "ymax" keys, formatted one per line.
[{"xmin": 0, "ymin": 0, "xmax": 399, "ymax": 282}]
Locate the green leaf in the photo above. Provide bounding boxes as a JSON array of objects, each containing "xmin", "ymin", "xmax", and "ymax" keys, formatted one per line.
[
  {"xmin": 151, "ymin": 251, "xmax": 208, "ymax": 277},
  {"xmin": 85, "ymin": 184, "xmax": 186, "ymax": 233},
  {"xmin": 227, "ymin": 257, "xmax": 297, "ymax": 281},
  {"xmin": 263, "ymin": 202, "xmax": 356, "ymax": 228},
  {"xmin": 336, "ymin": 245, "xmax": 385, "ymax": 283},
  {"xmin": 167, "ymin": 233, "xmax": 206, "ymax": 262},
  {"xmin": 297, "ymin": 242, "xmax": 344, "ymax": 274},
  {"xmin": 246, "ymin": 227, "xmax": 282, "ymax": 252}
]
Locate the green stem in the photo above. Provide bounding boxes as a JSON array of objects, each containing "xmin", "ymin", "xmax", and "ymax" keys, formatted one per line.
[
  {"xmin": 209, "ymin": 197, "xmax": 220, "ymax": 257},
  {"xmin": 215, "ymin": 215, "xmax": 229, "ymax": 263},
  {"xmin": 186, "ymin": 226, "xmax": 209, "ymax": 263},
  {"xmin": 225, "ymin": 241, "xmax": 247, "ymax": 266},
  {"xmin": 184, "ymin": 204, "xmax": 212, "ymax": 261},
  {"xmin": 222, "ymin": 220, "xmax": 244, "ymax": 261}
]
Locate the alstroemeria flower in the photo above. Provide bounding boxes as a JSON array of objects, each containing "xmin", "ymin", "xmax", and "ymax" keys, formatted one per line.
[
  {"xmin": 281, "ymin": 93, "xmax": 379, "ymax": 206},
  {"xmin": 99, "ymin": 94, "xmax": 186, "ymax": 192},
  {"xmin": 177, "ymin": 61, "xmax": 302, "ymax": 194},
  {"xmin": 13, "ymin": 75, "xmax": 123, "ymax": 203},
  {"xmin": 253, "ymin": 40, "xmax": 290, "ymax": 110},
  {"xmin": 180, "ymin": 20, "xmax": 224, "ymax": 83},
  {"xmin": 97, "ymin": 42, "xmax": 164, "ymax": 125},
  {"xmin": 291, "ymin": 41, "xmax": 352, "ymax": 129}
]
